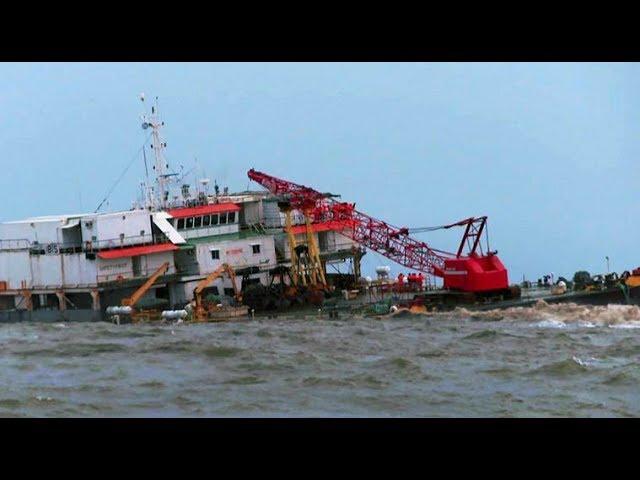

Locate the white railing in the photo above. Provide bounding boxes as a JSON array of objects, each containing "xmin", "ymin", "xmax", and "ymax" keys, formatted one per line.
[
  {"xmin": 0, "ymin": 239, "xmax": 31, "ymax": 251},
  {"xmin": 96, "ymin": 265, "xmax": 178, "ymax": 284}
]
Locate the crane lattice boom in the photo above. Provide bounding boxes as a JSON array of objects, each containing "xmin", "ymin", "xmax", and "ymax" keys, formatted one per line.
[{"xmin": 247, "ymin": 169, "xmax": 509, "ymax": 293}]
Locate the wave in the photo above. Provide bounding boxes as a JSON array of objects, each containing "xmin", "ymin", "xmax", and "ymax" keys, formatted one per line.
[
  {"xmin": 14, "ymin": 342, "xmax": 127, "ymax": 357},
  {"xmin": 463, "ymin": 329, "xmax": 500, "ymax": 340},
  {"xmin": 528, "ymin": 357, "xmax": 593, "ymax": 377},
  {"xmin": 601, "ymin": 371, "xmax": 637, "ymax": 386},
  {"xmin": 201, "ymin": 345, "xmax": 242, "ymax": 358},
  {"xmin": 451, "ymin": 300, "xmax": 640, "ymax": 328}
]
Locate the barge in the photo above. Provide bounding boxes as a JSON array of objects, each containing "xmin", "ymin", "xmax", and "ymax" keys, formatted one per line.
[
  {"xmin": 1, "ymin": 96, "xmax": 636, "ymax": 323},
  {"xmin": 0, "ymin": 96, "xmax": 364, "ymax": 323}
]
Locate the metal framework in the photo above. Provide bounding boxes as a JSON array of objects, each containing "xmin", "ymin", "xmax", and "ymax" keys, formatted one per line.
[
  {"xmin": 280, "ymin": 202, "xmax": 327, "ymax": 288},
  {"xmin": 121, "ymin": 261, "xmax": 169, "ymax": 307},
  {"xmin": 192, "ymin": 263, "xmax": 240, "ymax": 321},
  {"xmin": 442, "ymin": 216, "xmax": 489, "ymax": 258},
  {"xmin": 248, "ymin": 169, "xmax": 508, "ymax": 293}
]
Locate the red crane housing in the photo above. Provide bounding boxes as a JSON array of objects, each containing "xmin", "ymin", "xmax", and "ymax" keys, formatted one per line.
[{"xmin": 248, "ymin": 169, "xmax": 509, "ymax": 293}]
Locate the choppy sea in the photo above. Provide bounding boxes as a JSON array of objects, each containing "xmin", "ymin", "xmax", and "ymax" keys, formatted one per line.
[{"xmin": 1, "ymin": 301, "xmax": 639, "ymax": 417}]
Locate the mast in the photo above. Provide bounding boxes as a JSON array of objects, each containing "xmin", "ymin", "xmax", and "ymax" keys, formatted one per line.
[{"xmin": 140, "ymin": 93, "xmax": 170, "ymax": 210}]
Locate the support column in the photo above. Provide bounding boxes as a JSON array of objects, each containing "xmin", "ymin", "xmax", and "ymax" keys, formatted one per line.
[
  {"xmin": 284, "ymin": 209, "xmax": 300, "ymax": 286},
  {"xmin": 353, "ymin": 248, "xmax": 362, "ymax": 284},
  {"xmin": 56, "ymin": 290, "xmax": 66, "ymax": 311},
  {"xmin": 304, "ymin": 210, "xmax": 326, "ymax": 286},
  {"xmin": 90, "ymin": 289, "xmax": 101, "ymax": 311},
  {"xmin": 19, "ymin": 280, "xmax": 32, "ymax": 311}
]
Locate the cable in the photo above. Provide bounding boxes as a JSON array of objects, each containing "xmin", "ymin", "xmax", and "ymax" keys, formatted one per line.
[
  {"xmin": 408, "ymin": 225, "xmax": 448, "ymax": 233},
  {"xmin": 94, "ymin": 133, "xmax": 152, "ymax": 213}
]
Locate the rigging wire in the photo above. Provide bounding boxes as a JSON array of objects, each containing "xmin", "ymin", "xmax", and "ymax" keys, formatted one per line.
[
  {"xmin": 176, "ymin": 166, "xmax": 196, "ymax": 184},
  {"xmin": 407, "ymin": 224, "xmax": 449, "ymax": 233},
  {"xmin": 94, "ymin": 132, "xmax": 152, "ymax": 213}
]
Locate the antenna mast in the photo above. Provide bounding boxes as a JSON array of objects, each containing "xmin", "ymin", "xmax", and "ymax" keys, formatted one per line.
[{"xmin": 140, "ymin": 93, "xmax": 170, "ymax": 210}]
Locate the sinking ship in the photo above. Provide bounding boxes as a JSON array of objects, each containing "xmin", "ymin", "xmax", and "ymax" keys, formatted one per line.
[
  {"xmin": 2, "ymin": 97, "xmax": 637, "ymax": 323},
  {"xmin": 0, "ymin": 96, "xmax": 365, "ymax": 322}
]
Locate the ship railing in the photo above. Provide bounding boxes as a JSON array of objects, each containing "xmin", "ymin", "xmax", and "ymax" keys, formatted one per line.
[
  {"xmin": 19, "ymin": 233, "xmax": 172, "ymax": 256},
  {"xmin": 84, "ymin": 233, "xmax": 170, "ymax": 252},
  {"xmin": 0, "ymin": 239, "xmax": 31, "ymax": 251},
  {"xmin": 96, "ymin": 264, "xmax": 178, "ymax": 285}
]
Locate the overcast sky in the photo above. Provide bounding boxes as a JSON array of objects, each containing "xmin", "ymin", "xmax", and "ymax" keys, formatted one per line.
[{"xmin": 1, "ymin": 62, "xmax": 638, "ymax": 282}]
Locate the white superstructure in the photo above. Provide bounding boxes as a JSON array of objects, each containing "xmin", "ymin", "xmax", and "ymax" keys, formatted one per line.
[{"xmin": 0, "ymin": 96, "xmax": 363, "ymax": 316}]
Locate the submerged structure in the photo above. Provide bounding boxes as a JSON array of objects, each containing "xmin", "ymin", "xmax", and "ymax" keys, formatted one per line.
[
  {"xmin": 9, "ymin": 95, "xmax": 630, "ymax": 321},
  {"xmin": 0, "ymin": 97, "xmax": 364, "ymax": 320}
]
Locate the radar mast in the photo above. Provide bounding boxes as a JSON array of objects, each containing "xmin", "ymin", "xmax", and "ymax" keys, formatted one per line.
[{"xmin": 140, "ymin": 93, "xmax": 171, "ymax": 210}]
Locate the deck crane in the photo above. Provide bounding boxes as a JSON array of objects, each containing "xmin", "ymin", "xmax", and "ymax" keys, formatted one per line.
[
  {"xmin": 121, "ymin": 261, "xmax": 170, "ymax": 307},
  {"xmin": 278, "ymin": 200, "xmax": 326, "ymax": 288},
  {"xmin": 247, "ymin": 169, "xmax": 509, "ymax": 293},
  {"xmin": 192, "ymin": 263, "xmax": 241, "ymax": 321}
]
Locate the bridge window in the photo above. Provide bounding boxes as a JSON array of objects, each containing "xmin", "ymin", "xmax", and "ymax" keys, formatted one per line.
[
  {"xmin": 203, "ymin": 215, "xmax": 210, "ymax": 227},
  {"xmin": 186, "ymin": 217, "xmax": 194, "ymax": 229},
  {"xmin": 227, "ymin": 212, "xmax": 236, "ymax": 223},
  {"xmin": 194, "ymin": 216, "xmax": 202, "ymax": 228},
  {"xmin": 219, "ymin": 213, "xmax": 227, "ymax": 225},
  {"xmin": 177, "ymin": 218, "xmax": 185, "ymax": 230},
  {"xmin": 211, "ymin": 214, "xmax": 219, "ymax": 225}
]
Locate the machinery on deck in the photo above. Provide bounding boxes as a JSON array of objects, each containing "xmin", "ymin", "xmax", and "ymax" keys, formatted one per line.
[
  {"xmin": 121, "ymin": 262, "xmax": 170, "ymax": 307},
  {"xmin": 248, "ymin": 169, "xmax": 511, "ymax": 296},
  {"xmin": 192, "ymin": 263, "xmax": 244, "ymax": 321},
  {"xmin": 280, "ymin": 200, "xmax": 327, "ymax": 288},
  {"xmin": 106, "ymin": 261, "xmax": 170, "ymax": 321}
]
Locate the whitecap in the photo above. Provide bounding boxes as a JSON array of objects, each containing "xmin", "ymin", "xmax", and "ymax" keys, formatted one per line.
[
  {"xmin": 609, "ymin": 322, "xmax": 640, "ymax": 330},
  {"xmin": 535, "ymin": 319, "xmax": 566, "ymax": 329},
  {"xmin": 576, "ymin": 321, "xmax": 597, "ymax": 328},
  {"xmin": 572, "ymin": 356, "xmax": 599, "ymax": 367}
]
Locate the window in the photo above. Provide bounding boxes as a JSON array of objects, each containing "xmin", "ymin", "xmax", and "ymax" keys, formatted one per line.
[
  {"xmin": 194, "ymin": 216, "xmax": 202, "ymax": 228},
  {"xmin": 224, "ymin": 288, "xmax": 235, "ymax": 297},
  {"xmin": 210, "ymin": 249, "xmax": 220, "ymax": 260},
  {"xmin": 219, "ymin": 213, "xmax": 227, "ymax": 225},
  {"xmin": 227, "ymin": 212, "xmax": 236, "ymax": 223},
  {"xmin": 186, "ymin": 217, "xmax": 194, "ymax": 229},
  {"xmin": 252, "ymin": 244, "xmax": 261, "ymax": 254},
  {"xmin": 211, "ymin": 214, "xmax": 219, "ymax": 225},
  {"xmin": 202, "ymin": 215, "xmax": 210, "ymax": 227},
  {"xmin": 177, "ymin": 218, "xmax": 185, "ymax": 230}
]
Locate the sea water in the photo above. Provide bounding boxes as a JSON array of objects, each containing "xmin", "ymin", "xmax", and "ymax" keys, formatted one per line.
[{"xmin": 1, "ymin": 301, "xmax": 639, "ymax": 417}]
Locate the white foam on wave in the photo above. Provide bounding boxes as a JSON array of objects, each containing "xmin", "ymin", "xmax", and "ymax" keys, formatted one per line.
[
  {"xmin": 450, "ymin": 300, "xmax": 640, "ymax": 329},
  {"xmin": 608, "ymin": 322, "xmax": 640, "ymax": 330},
  {"xmin": 576, "ymin": 321, "xmax": 597, "ymax": 328},
  {"xmin": 572, "ymin": 356, "xmax": 599, "ymax": 367},
  {"xmin": 535, "ymin": 319, "xmax": 567, "ymax": 329}
]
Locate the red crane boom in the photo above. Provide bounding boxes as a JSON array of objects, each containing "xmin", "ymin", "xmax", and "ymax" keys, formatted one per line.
[{"xmin": 247, "ymin": 169, "xmax": 509, "ymax": 293}]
